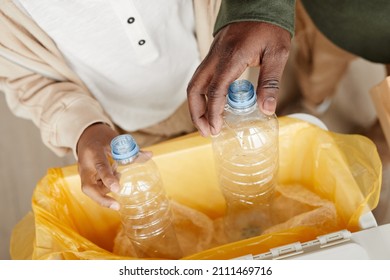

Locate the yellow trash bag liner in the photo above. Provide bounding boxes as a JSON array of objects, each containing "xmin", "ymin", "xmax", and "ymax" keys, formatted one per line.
[{"xmin": 10, "ymin": 116, "xmax": 382, "ymax": 260}]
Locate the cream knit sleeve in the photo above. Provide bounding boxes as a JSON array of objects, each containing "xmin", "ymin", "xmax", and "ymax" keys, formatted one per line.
[
  {"xmin": 0, "ymin": 1, "xmax": 114, "ymax": 158},
  {"xmin": 1, "ymin": 71, "xmax": 114, "ymax": 158}
]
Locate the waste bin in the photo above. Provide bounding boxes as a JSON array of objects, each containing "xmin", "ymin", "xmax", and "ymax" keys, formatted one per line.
[{"xmin": 10, "ymin": 115, "xmax": 382, "ymax": 260}]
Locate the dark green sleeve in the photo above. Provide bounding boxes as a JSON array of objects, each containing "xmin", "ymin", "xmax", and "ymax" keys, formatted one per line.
[
  {"xmin": 301, "ymin": 0, "xmax": 390, "ymax": 63},
  {"xmin": 213, "ymin": 0, "xmax": 296, "ymax": 37}
]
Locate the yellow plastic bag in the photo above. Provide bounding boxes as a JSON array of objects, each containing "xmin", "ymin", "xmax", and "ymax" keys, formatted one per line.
[{"xmin": 10, "ymin": 116, "xmax": 382, "ymax": 260}]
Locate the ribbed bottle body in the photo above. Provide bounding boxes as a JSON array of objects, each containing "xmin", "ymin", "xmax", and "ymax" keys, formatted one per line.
[
  {"xmin": 111, "ymin": 136, "xmax": 182, "ymax": 259},
  {"xmin": 212, "ymin": 81, "xmax": 279, "ymax": 242}
]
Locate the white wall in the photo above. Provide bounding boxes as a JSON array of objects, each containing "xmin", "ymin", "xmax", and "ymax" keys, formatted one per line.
[{"xmin": 0, "ymin": 94, "xmax": 75, "ymax": 259}]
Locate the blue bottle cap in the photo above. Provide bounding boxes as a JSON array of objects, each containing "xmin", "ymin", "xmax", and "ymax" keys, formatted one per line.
[
  {"xmin": 227, "ymin": 79, "xmax": 256, "ymax": 109},
  {"xmin": 110, "ymin": 134, "xmax": 140, "ymax": 161}
]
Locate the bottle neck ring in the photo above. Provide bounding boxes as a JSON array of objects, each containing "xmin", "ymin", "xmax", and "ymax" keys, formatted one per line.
[{"xmin": 227, "ymin": 80, "xmax": 256, "ymax": 110}]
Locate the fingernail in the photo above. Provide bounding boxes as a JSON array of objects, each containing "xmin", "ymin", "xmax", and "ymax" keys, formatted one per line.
[
  {"xmin": 199, "ymin": 126, "xmax": 210, "ymax": 138},
  {"xmin": 263, "ymin": 97, "xmax": 276, "ymax": 115},
  {"xmin": 210, "ymin": 122, "xmax": 222, "ymax": 136},
  {"xmin": 199, "ymin": 130, "xmax": 207, "ymax": 138},
  {"xmin": 109, "ymin": 202, "xmax": 120, "ymax": 211},
  {"xmin": 111, "ymin": 182, "xmax": 120, "ymax": 193}
]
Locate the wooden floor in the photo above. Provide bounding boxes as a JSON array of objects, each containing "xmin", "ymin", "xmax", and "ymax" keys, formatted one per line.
[{"xmin": 1, "ymin": 58, "xmax": 389, "ymax": 260}]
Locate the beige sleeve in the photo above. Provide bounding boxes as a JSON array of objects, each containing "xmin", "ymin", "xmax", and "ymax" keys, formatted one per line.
[
  {"xmin": 0, "ymin": 1, "xmax": 115, "ymax": 158},
  {"xmin": 0, "ymin": 63, "xmax": 114, "ymax": 158},
  {"xmin": 370, "ymin": 76, "xmax": 390, "ymax": 150}
]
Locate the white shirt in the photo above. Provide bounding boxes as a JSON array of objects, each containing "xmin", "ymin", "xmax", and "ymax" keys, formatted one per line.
[{"xmin": 13, "ymin": 0, "xmax": 200, "ymax": 131}]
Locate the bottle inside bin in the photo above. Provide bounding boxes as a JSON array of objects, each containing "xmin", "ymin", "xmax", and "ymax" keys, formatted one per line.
[
  {"xmin": 110, "ymin": 134, "xmax": 183, "ymax": 259},
  {"xmin": 211, "ymin": 79, "xmax": 279, "ymax": 242}
]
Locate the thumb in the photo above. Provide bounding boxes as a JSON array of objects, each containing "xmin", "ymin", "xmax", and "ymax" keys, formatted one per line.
[{"xmin": 257, "ymin": 48, "xmax": 290, "ymax": 115}]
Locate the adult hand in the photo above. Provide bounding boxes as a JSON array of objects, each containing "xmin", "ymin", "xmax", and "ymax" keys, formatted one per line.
[
  {"xmin": 76, "ymin": 122, "xmax": 120, "ymax": 210},
  {"xmin": 187, "ymin": 21, "xmax": 291, "ymax": 137}
]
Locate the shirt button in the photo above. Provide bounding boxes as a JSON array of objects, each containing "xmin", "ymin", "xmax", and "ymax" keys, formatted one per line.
[
  {"xmin": 127, "ymin": 17, "xmax": 135, "ymax": 24},
  {"xmin": 138, "ymin": 40, "xmax": 146, "ymax": 46}
]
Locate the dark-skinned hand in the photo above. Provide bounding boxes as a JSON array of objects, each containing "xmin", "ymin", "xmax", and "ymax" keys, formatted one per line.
[
  {"xmin": 187, "ymin": 21, "xmax": 291, "ymax": 137},
  {"xmin": 76, "ymin": 122, "xmax": 120, "ymax": 210}
]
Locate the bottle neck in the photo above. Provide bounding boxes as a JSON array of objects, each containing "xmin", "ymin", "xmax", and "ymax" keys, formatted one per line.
[
  {"xmin": 115, "ymin": 153, "xmax": 139, "ymax": 166},
  {"xmin": 226, "ymin": 103, "xmax": 257, "ymax": 115}
]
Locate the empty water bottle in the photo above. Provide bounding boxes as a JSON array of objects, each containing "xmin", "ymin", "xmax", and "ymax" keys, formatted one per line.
[
  {"xmin": 211, "ymin": 79, "xmax": 279, "ymax": 242},
  {"xmin": 110, "ymin": 134, "xmax": 182, "ymax": 259}
]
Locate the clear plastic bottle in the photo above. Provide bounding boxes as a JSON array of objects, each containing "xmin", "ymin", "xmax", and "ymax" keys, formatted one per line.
[
  {"xmin": 211, "ymin": 79, "xmax": 279, "ymax": 242},
  {"xmin": 110, "ymin": 134, "xmax": 182, "ymax": 259}
]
